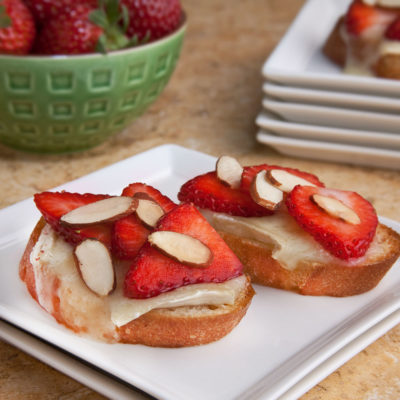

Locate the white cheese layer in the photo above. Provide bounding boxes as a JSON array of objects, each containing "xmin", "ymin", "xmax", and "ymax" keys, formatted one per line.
[
  {"xmin": 29, "ymin": 224, "xmax": 246, "ymax": 338},
  {"xmin": 379, "ymin": 39, "xmax": 400, "ymax": 55},
  {"xmin": 202, "ymin": 209, "xmax": 376, "ymax": 271},
  {"xmin": 109, "ymin": 275, "xmax": 246, "ymax": 327}
]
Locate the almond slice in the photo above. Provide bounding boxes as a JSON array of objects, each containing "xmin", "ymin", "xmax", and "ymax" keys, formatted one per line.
[
  {"xmin": 74, "ymin": 239, "xmax": 115, "ymax": 296},
  {"xmin": 216, "ymin": 155, "xmax": 243, "ymax": 189},
  {"xmin": 250, "ymin": 170, "xmax": 283, "ymax": 210},
  {"xmin": 267, "ymin": 169, "xmax": 316, "ymax": 193},
  {"xmin": 135, "ymin": 198, "xmax": 165, "ymax": 229},
  {"xmin": 60, "ymin": 196, "xmax": 135, "ymax": 227},
  {"xmin": 148, "ymin": 231, "xmax": 213, "ymax": 267},
  {"xmin": 312, "ymin": 194, "xmax": 361, "ymax": 225}
]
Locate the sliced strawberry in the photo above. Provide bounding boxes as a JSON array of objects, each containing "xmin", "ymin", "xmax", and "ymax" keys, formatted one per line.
[
  {"xmin": 240, "ymin": 164, "xmax": 324, "ymax": 193},
  {"xmin": 34, "ymin": 191, "xmax": 112, "ymax": 247},
  {"xmin": 112, "ymin": 183, "xmax": 177, "ymax": 259},
  {"xmin": 124, "ymin": 203, "xmax": 243, "ymax": 298},
  {"xmin": 112, "ymin": 215, "xmax": 151, "ymax": 260},
  {"xmin": 178, "ymin": 171, "xmax": 273, "ymax": 217},
  {"xmin": 286, "ymin": 186, "xmax": 378, "ymax": 260},
  {"xmin": 345, "ymin": 0, "xmax": 396, "ymax": 36},
  {"xmin": 122, "ymin": 182, "xmax": 176, "ymax": 213},
  {"xmin": 385, "ymin": 17, "xmax": 400, "ymax": 40}
]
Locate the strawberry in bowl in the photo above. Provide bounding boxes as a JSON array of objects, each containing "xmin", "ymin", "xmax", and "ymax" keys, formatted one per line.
[{"xmin": 0, "ymin": 0, "xmax": 186, "ymax": 153}]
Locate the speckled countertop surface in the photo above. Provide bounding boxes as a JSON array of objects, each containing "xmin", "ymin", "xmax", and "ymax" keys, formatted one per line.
[{"xmin": 1, "ymin": 0, "xmax": 400, "ymax": 399}]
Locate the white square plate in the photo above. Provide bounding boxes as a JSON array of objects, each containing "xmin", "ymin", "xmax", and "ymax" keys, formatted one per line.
[
  {"xmin": 262, "ymin": 98, "xmax": 400, "ymax": 134},
  {"xmin": 256, "ymin": 112, "xmax": 400, "ymax": 150},
  {"xmin": 263, "ymin": 82, "xmax": 400, "ymax": 114},
  {"xmin": 1, "ymin": 144, "xmax": 400, "ymax": 400},
  {"xmin": 256, "ymin": 131, "xmax": 400, "ymax": 170},
  {"xmin": 262, "ymin": 0, "xmax": 400, "ymax": 97}
]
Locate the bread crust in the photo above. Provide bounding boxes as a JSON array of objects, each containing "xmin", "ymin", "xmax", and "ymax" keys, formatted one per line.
[
  {"xmin": 19, "ymin": 219, "xmax": 255, "ymax": 347},
  {"xmin": 219, "ymin": 223, "xmax": 400, "ymax": 297},
  {"xmin": 323, "ymin": 17, "xmax": 346, "ymax": 67}
]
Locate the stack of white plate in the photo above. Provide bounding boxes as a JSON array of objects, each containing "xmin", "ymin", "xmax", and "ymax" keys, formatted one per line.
[{"xmin": 256, "ymin": 0, "xmax": 400, "ymax": 170}]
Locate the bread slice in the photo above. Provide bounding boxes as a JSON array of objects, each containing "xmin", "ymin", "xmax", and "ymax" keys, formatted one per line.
[
  {"xmin": 217, "ymin": 222, "xmax": 400, "ymax": 297},
  {"xmin": 19, "ymin": 218, "xmax": 255, "ymax": 347},
  {"xmin": 323, "ymin": 15, "xmax": 400, "ymax": 79}
]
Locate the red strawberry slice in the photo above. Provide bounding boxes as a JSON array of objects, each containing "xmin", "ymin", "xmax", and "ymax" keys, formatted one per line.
[
  {"xmin": 178, "ymin": 171, "xmax": 273, "ymax": 217},
  {"xmin": 124, "ymin": 203, "xmax": 243, "ymax": 298},
  {"xmin": 121, "ymin": 182, "xmax": 176, "ymax": 213},
  {"xmin": 112, "ymin": 183, "xmax": 177, "ymax": 259},
  {"xmin": 286, "ymin": 186, "xmax": 378, "ymax": 260},
  {"xmin": 345, "ymin": 0, "xmax": 396, "ymax": 36},
  {"xmin": 34, "ymin": 191, "xmax": 112, "ymax": 247},
  {"xmin": 240, "ymin": 164, "xmax": 324, "ymax": 193},
  {"xmin": 385, "ymin": 17, "xmax": 400, "ymax": 39}
]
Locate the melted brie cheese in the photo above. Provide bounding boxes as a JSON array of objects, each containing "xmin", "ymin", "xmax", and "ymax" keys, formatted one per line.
[
  {"xmin": 109, "ymin": 276, "xmax": 246, "ymax": 327},
  {"xmin": 30, "ymin": 224, "xmax": 246, "ymax": 338},
  {"xmin": 379, "ymin": 39, "xmax": 400, "ymax": 55},
  {"xmin": 202, "ymin": 209, "xmax": 375, "ymax": 271}
]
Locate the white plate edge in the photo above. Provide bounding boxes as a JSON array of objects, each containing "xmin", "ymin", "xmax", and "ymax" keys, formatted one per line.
[
  {"xmin": 255, "ymin": 112, "xmax": 400, "ymax": 149},
  {"xmin": 0, "ymin": 319, "xmax": 151, "ymax": 400}
]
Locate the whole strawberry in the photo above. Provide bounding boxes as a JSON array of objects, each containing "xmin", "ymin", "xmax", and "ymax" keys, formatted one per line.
[
  {"xmin": 0, "ymin": 0, "xmax": 36, "ymax": 54},
  {"xmin": 24, "ymin": 0, "xmax": 98, "ymax": 25},
  {"xmin": 35, "ymin": 0, "xmax": 131, "ymax": 55},
  {"xmin": 121, "ymin": 0, "xmax": 182, "ymax": 41}
]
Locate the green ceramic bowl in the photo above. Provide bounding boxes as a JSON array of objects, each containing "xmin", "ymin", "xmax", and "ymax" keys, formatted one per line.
[{"xmin": 0, "ymin": 18, "xmax": 186, "ymax": 153}]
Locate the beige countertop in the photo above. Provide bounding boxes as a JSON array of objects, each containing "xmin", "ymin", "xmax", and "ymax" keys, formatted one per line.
[{"xmin": 1, "ymin": 0, "xmax": 400, "ymax": 398}]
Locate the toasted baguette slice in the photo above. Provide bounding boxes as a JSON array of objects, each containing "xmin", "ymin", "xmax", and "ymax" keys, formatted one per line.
[
  {"xmin": 218, "ymin": 223, "xmax": 400, "ymax": 297},
  {"xmin": 323, "ymin": 16, "xmax": 400, "ymax": 79},
  {"xmin": 19, "ymin": 219, "xmax": 255, "ymax": 347}
]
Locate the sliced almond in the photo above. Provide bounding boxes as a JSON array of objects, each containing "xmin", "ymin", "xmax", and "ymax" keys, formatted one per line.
[
  {"xmin": 250, "ymin": 170, "xmax": 283, "ymax": 210},
  {"xmin": 267, "ymin": 169, "xmax": 316, "ymax": 193},
  {"xmin": 61, "ymin": 196, "xmax": 136, "ymax": 227},
  {"xmin": 312, "ymin": 194, "xmax": 361, "ymax": 225},
  {"xmin": 148, "ymin": 231, "xmax": 213, "ymax": 267},
  {"xmin": 216, "ymin": 155, "xmax": 243, "ymax": 189},
  {"xmin": 135, "ymin": 198, "xmax": 165, "ymax": 229},
  {"xmin": 74, "ymin": 239, "xmax": 115, "ymax": 296}
]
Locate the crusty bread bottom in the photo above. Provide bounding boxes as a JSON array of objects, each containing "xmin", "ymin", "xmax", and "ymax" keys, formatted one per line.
[
  {"xmin": 219, "ymin": 224, "xmax": 400, "ymax": 297},
  {"xmin": 19, "ymin": 219, "xmax": 255, "ymax": 347}
]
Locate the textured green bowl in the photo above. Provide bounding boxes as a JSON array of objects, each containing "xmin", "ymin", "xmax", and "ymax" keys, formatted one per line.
[{"xmin": 0, "ymin": 19, "xmax": 186, "ymax": 153}]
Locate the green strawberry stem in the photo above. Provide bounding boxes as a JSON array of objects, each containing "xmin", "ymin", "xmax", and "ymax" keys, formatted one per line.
[{"xmin": 89, "ymin": 0, "xmax": 132, "ymax": 53}]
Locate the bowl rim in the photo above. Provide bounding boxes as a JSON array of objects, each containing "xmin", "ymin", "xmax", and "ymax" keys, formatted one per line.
[{"xmin": 0, "ymin": 12, "xmax": 187, "ymax": 61}]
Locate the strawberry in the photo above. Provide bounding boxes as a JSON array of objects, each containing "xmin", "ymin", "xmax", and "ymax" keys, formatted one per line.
[
  {"xmin": 124, "ymin": 203, "xmax": 243, "ymax": 299},
  {"xmin": 345, "ymin": 0, "xmax": 396, "ymax": 36},
  {"xmin": 23, "ymin": 0, "xmax": 98, "ymax": 24},
  {"xmin": 286, "ymin": 186, "xmax": 378, "ymax": 260},
  {"xmin": 0, "ymin": 0, "xmax": 35, "ymax": 55},
  {"xmin": 112, "ymin": 183, "xmax": 177, "ymax": 259},
  {"xmin": 121, "ymin": 0, "xmax": 182, "ymax": 41},
  {"xmin": 121, "ymin": 182, "xmax": 176, "ymax": 212},
  {"xmin": 178, "ymin": 171, "xmax": 273, "ymax": 217},
  {"xmin": 34, "ymin": 0, "xmax": 132, "ymax": 55},
  {"xmin": 240, "ymin": 164, "xmax": 324, "ymax": 192},
  {"xmin": 34, "ymin": 191, "xmax": 113, "ymax": 248},
  {"xmin": 385, "ymin": 17, "xmax": 400, "ymax": 40}
]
